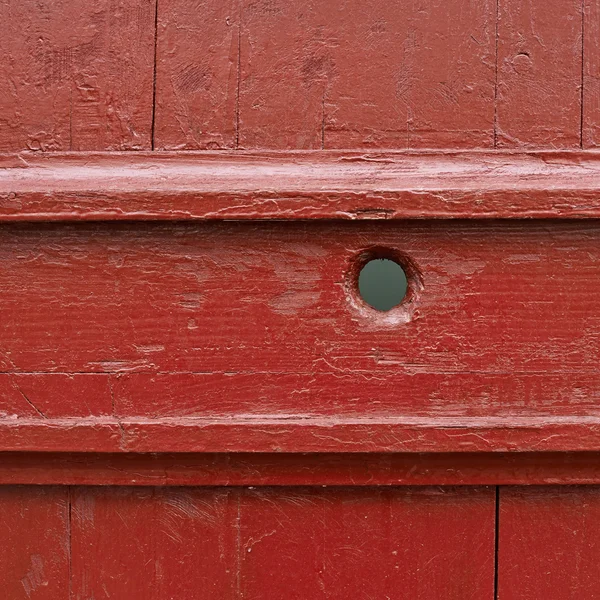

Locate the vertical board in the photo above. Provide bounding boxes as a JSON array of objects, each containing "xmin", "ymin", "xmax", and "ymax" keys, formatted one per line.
[
  {"xmin": 498, "ymin": 487, "xmax": 600, "ymax": 599},
  {"xmin": 70, "ymin": 487, "xmax": 237, "ymax": 599},
  {"xmin": 65, "ymin": 486, "xmax": 493, "ymax": 598},
  {"xmin": 239, "ymin": 487, "xmax": 496, "ymax": 599},
  {"xmin": 322, "ymin": 0, "xmax": 496, "ymax": 149},
  {"xmin": 496, "ymin": 0, "xmax": 583, "ymax": 148},
  {"xmin": 237, "ymin": 0, "xmax": 329, "ymax": 149},
  {"xmin": 0, "ymin": 487, "xmax": 69, "ymax": 599},
  {"xmin": 0, "ymin": 0, "xmax": 156, "ymax": 152},
  {"xmin": 237, "ymin": 0, "xmax": 495, "ymax": 149},
  {"xmin": 154, "ymin": 0, "xmax": 240, "ymax": 150},
  {"xmin": 584, "ymin": 0, "xmax": 600, "ymax": 147}
]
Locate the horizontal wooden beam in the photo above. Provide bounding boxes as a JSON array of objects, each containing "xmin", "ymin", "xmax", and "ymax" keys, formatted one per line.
[
  {"xmin": 2, "ymin": 150, "xmax": 600, "ymax": 220},
  {"xmin": 2, "ymin": 451, "xmax": 600, "ymax": 486},
  {"xmin": 2, "ymin": 417, "xmax": 600, "ymax": 454}
]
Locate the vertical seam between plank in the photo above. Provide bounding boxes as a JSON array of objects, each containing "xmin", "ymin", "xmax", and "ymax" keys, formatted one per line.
[
  {"xmin": 493, "ymin": 0, "xmax": 500, "ymax": 148},
  {"xmin": 151, "ymin": 0, "xmax": 159, "ymax": 150},
  {"xmin": 494, "ymin": 486, "xmax": 500, "ymax": 600},
  {"xmin": 581, "ymin": 0, "xmax": 586, "ymax": 148}
]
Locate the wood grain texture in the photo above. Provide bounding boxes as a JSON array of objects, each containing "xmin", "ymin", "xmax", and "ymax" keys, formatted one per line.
[
  {"xmin": 496, "ymin": 0, "xmax": 583, "ymax": 148},
  {"xmin": 0, "ymin": 487, "xmax": 69, "ymax": 599},
  {"xmin": 237, "ymin": 0, "xmax": 326, "ymax": 149},
  {"xmin": 0, "ymin": 220, "xmax": 598, "ymax": 380},
  {"xmin": 6, "ymin": 417, "xmax": 600, "ymax": 454},
  {"xmin": 584, "ymin": 0, "xmax": 600, "ymax": 147},
  {"xmin": 237, "ymin": 0, "xmax": 495, "ymax": 149},
  {"xmin": 238, "ymin": 486, "xmax": 495, "ymax": 599},
  {"xmin": 5, "ymin": 151, "xmax": 600, "ymax": 221},
  {"xmin": 154, "ymin": 0, "xmax": 240, "ymax": 149},
  {"xmin": 0, "ymin": 0, "xmax": 156, "ymax": 152},
  {"xmin": 1, "ymin": 219, "xmax": 600, "ymax": 452},
  {"xmin": 498, "ymin": 487, "xmax": 600, "ymax": 599},
  {"xmin": 0, "ymin": 374, "xmax": 112, "ymax": 418},
  {"xmin": 0, "ymin": 486, "xmax": 492, "ymax": 598},
  {"xmin": 70, "ymin": 487, "xmax": 237, "ymax": 598},
  {"xmin": 322, "ymin": 0, "xmax": 496, "ymax": 149}
]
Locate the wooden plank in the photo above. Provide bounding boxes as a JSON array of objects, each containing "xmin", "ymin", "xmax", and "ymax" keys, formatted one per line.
[
  {"xmin": 584, "ymin": 0, "xmax": 600, "ymax": 147},
  {"xmin": 238, "ymin": 0, "xmax": 495, "ymax": 149},
  {"xmin": 4, "ymin": 151, "xmax": 600, "ymax": 221},
  {"xmin": 239, "ymin": 487, "xmax": 495, "ymax": 599},
  {"xmin": 0, "ymin": 0, "xmax": 156, "ymax": 152},
  {"xmin": 0, "ymin": 374, "xmax": 112, "ymax": 418},
  {"xmin": 496, "ymin": 0, "xmax": 583, "ymax": 148},
  {"xmin": 5, "ymin": 417, "xmax": 600, "ymax": 454},
  {"xmin": 7, "ymin": 452, "xmax": 600, "ymax": 487},
  {"xmin": 0, "ymin": 220, "xmax": 599, "ymax": 379},
  {"xmin": 154, "ymin": 0, "xmax": 240, "ymax": 149},
  {"xmin": 0, "ymin": 487, "xmax": 69, "ymax": 599},
  {"xmin": 112, "ymin": 373, "xmax": 600, "ymax": 419},
  {"xmin": 70, "ymin": 487, "xmax": 237, "ymax": 599},
  {"xmin": 498, "ymin": 486, "xmax": 600, "ymax": 599},
  {"xmin": 237, "ymin": 0, "xmax": 330, "ymax": 149},
  {"xmin": 0, "ymin": 219, "xmax": 599, "ymax": 452},
  {"xmin": 323, "ymin": 0, "xmax": 496, "ymax": 149}
]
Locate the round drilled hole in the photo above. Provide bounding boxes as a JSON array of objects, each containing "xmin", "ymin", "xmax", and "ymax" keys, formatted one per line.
[{"xmin": 357, "ymin": 258, "xmax": 408, "ymax": 311}]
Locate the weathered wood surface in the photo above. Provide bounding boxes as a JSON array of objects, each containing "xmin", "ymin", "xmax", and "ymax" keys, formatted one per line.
[
  {"xmin": 0, "ymin": 487, "xmax": 70, "ymax": 600},
  {"xmin": 496, "ymin": 0, "xmax": 583, "ymax": 148},
  {"xmin": 4, "ymin": 453, "xmax": 600, "ymax": 487},
  {"xmin": 584, "ymin": 0, "xmax": 600, "ymax": 147},
  {"xmin": 2, "ymin": 0, "xmax": 600, "ymax": 596},
  {"xmin": 498, "ymin": 487, "xmax": 600, "ymax": 599},
  {"xmin": 0, "ymin": 0, "xmax": 156, "ymax": 152},
  {"xmin": 234, "ymin": 0, "xmax": 496, "ymax": 149},
  {"xmin": 0, "ymin": 218, "xmax": 599, "ymax": 453},
  {"xmin": 0, "ymin": 0, "xmax": 593, "ymax": 151},
  {"xmin": 0, "ymin": 486, "xmax": 495, "ymax": 599},
  {"xmin": 4, "ymin": 151, "xmax": 600, "ymax": 220},
  {"xmin": 154, "ymin": 0, "xmax": 239, "ymax": 149}
]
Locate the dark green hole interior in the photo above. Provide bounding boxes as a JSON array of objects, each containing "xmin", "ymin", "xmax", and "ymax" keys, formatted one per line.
[{"xmin": 358, "ymin": 258, "xmax": 408, "ymax": 311}]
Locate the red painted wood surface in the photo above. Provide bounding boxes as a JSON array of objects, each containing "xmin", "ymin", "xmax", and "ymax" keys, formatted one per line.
[
  {"xmin": 1, "ymin": 218, "xmax": 600, "ymax": 453},
  {"xmin": 236, "ymin": 0, "xmax": 496, "ymax": 149},
  {"xmin": 2, "ymin": 1, "xmax": 600, "ymax": 595},
  {"xmin": 151, "ymin": 0, "xmax": 591, "ymax": 150},
  {"xmin": 584, "ymin": 0, "xmax": 600, "ymax": 147},
  {"xmin": 0, "ymin": 487, "xmax": 69, "ymax": 599},
  {"xmin": 155, "ymin": 0, "xmax": 239, "ymax": 150},
  {"xmin": 71, "ymin": 487, "xmax": 237, "ymax": 598},
  {"xmin": 5, "ymin": 151, "xmax": 600, "ymax": 221},
  {"xmin": 496, "ymin": 0, "xmax": 583, "ymax": 148},
  {"xmin": 1, "ymin": 486, "xmax": 495, "ymax": 599},
  {"xmin": 8, "ymin": 452, "xmax": 600, "ymax": 487},
  {"xmin": 1, "ymin": 0, "xmax": 591, "ymax": 151},
  {"xmin": 0, "ymin": 0, "xmax": 156, "ymax": 152},
  {"xmin": 238, "ymin": 487, "xmax": 494, "ymax": 599},
  {"xmin": 498, "ymin": 487, "xmax": 600, "ymax": 599}
]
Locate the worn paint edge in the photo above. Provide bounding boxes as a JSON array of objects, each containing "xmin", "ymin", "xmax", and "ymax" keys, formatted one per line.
[
  {"xmin": 2, "ymin": 417, "xmax": 600, "ymax": 453},
  {"xmin": 3, "ymin": 150, "xmax": 600, "ymax": 220}
]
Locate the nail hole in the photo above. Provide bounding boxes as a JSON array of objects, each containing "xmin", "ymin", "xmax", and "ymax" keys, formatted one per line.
[{"xmin": 358, "ymin": 258, "xmax": 408, "ymax": 312}]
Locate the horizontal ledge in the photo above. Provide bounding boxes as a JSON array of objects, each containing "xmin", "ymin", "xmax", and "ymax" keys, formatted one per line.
[
  {"xmin": 2, "ymin": 416, "xmax": 600, "ymax": 453},
  {"xmin": 2, "ymin": 150, "xmax": 600, "ymax": 221},
  {"xmin": 3, "ymin": 452, "xmax": 600, "ymax": 486}
]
